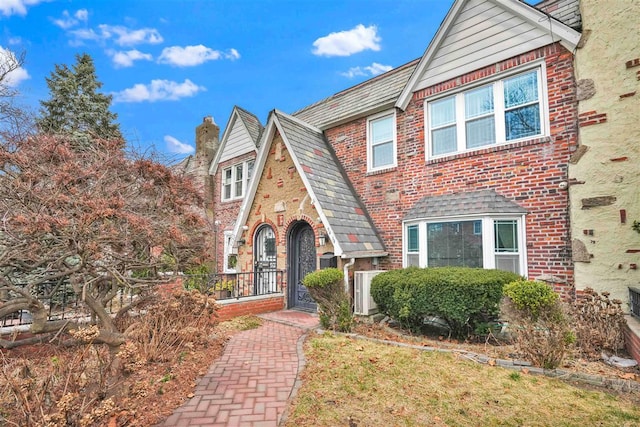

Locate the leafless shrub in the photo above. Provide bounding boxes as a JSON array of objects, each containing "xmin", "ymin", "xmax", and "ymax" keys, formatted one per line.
[
  {"xmin": 120, "ymin": 288, "xmax": 218, "ymax": 363},
  {"xmin": 573, "ymin": 287, "xmax": 627, "ymax": 359},
  {"xmin": 501, "ymin": 297, "xmax": 575, "ymax": 369}
]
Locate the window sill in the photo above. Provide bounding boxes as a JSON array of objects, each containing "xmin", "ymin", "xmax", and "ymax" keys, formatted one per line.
[
  {"xmin": 426, "ymin": 136, "xmax": 551, "ymax": 165},
  {"xmin": 366, "ymin": 166, "xmax": 397, "ymax": 176}
]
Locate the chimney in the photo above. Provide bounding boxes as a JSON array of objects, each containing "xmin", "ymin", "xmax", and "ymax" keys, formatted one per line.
[{"xmin": 195, "ymin": 116, "xmax": 220, "ymax": 161}]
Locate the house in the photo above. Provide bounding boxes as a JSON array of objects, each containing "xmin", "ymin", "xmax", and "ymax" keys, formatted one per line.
[
  {"xmin": 205, "ymin": 0, "xmax": 584, "ymax": 320},
  {"xmin": 566, "ymin": 0, "xmax": 640, "ymax": 360}
]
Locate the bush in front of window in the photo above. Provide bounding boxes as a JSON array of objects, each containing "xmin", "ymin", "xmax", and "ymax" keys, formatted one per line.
[
  {"xmin": 370, "ymin": 267, "xmax": 521, "ymax": 337},
  {"xmin": 302, "ymin": 268, "xmax": 352, "ymax": 332},
  {"xmin": 501, "ymin": 279, "xmax": 575, "ymax": 369}
]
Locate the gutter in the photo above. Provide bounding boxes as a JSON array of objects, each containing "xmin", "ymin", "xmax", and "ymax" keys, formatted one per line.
[{"xmin": 343, "ymin": 258, "xmax": 355, "ymax": 293}]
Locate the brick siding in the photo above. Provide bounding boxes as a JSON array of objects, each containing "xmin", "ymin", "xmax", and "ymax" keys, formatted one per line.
[{"xmin": 325, "ymin": 42, "xmax": 578, "ymax": 298}]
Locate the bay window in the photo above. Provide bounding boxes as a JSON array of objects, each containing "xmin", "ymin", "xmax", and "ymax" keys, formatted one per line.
[
  {"xmin": 426, "ymin": 67, "xmax": 546, "ymax": 158},
  {"xmin": 403, "ymin": 216, "xmax": 525, "ymax": 275}
]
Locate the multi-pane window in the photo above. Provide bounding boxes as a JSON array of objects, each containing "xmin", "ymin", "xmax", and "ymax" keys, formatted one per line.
[
  {"xmin": 404, "ymin": 217, "xmax": 524, "ymax": 274},
  {"xmin": 406, "ymin": 225, "xmax": 420, "ymax": 267},
  {"xmin": 367, "ymin": 111, "xmax": 396, "ymax": 171},
  {"xmin": 221, "ymin": 160, "xmax": 254, "ymax": 201},
  {"xmin": 427, "ymin": 68, "xmax": 545, "ymax": 158}
]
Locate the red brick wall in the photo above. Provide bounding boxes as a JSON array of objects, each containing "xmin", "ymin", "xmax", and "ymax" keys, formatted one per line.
[
  {"xmin": 325, "ymin": 43, "xmax": 578, "ymax": 298},
  {"xmin": 216, "ymin": 296, "xmax": 285, "ymax": 321},
  {"xmin": 212, "ymin": 152, "xmax": 256, "ymax": 273}
]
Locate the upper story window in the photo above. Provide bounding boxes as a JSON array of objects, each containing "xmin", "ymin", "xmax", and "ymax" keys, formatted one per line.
[
  {"xmin": 222, "ymin": 159, "xmax": 254, "ymax": 201},
  {"xmin": 426, "ymin": 67, "xmax": 546, "ymax": 158},
  {"xmin": 367, "ymin": 110, "xmax": 397, "ymax": 172}
]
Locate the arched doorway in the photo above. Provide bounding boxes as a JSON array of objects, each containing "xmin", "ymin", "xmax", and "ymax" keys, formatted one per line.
[
  {"xmin": 288, "ymin": 221, "xmax": 317, "ymax": 311},
  {"xmin": 254, "ymin": 224, "xmax": 277, "ymax": 294}
]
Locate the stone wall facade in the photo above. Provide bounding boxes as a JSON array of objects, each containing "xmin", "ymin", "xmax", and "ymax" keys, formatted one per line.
[
  {"xmin": 235, "ymin": 132, "xmax": 336, "ymax": 304},
  {"xmin": 569, "ymin": 0, "xmax": 640, "ymax": 305}
]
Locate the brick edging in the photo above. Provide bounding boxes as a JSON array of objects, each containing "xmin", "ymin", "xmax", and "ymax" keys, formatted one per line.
[
  {"xmin": 323, "ymin": 330, "xmax": 640, "ymax": 394},
  {"xmin": 278, "ymin": 331, "xmax": 310, "ymax": 426}
]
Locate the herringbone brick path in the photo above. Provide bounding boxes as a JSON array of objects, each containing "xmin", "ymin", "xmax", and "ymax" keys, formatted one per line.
[{"xmin": 159, "ymin": 310, "xmax": 318, "ymax": 427}]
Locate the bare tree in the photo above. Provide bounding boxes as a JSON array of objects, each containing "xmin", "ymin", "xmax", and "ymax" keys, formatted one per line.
[
  {"xmin": 0, "ymin": 48, "xmax": 34, "ymax": 141},
  {"xmin": 0, "ymin": 133, "xmax": 212, "ymax": 348}
]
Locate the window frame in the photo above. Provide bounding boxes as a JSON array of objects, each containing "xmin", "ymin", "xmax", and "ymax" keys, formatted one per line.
[
  {"xmin": 223, "ymin": 230, "xmax": 236, "ymax": 273},
  {"xmin": 402, "ymin": 215, "xmax": 527, "ymax": 275},
  {"xmin": 221, "ymin": 159, "xmax": 255, "ymax": 202},
  {"xmin": 366, "ymin": 110, "xmax": 397, "ymax": 172},
  {"xmin": 425, "ymin": 63, "xmax": 549, "ymax": 160}
]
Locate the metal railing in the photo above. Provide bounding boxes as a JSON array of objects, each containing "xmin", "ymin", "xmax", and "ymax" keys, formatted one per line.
[
  {"xmin": 1, "ymin": 280, "xmax": 135, "ymax": 328},
  {"xmin": 184, "ymin": 270, "xmax": 284, "ymax": 301},
  {"xmin": 1, "ymin": 271, "xmax": 284, "ymax": 328},
  {"xmin": 630, "ymin": 287, "xmax": 640, "ymax": 318}
]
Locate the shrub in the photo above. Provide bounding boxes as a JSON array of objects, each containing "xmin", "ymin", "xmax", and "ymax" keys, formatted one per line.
[
  {"xmin": 503, "ymin": 278, "xmax": 559, "ymax": 320},
  {"xmin": 501, "ymin": 279, "xmax": 574, "ymax": 369},
  {"xmin": 370, "ymin": 267, "xmax": 521, "ymax": 337},
  {"xmin": 573, "ymin": 287, "xmax": 627, "ymax": 359},
  {"xmin": 302, "ymin": 268, "xmax": 353, "ymax": 332}
]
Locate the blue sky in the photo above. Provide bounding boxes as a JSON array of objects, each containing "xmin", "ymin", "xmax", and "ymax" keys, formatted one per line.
[{"xmin": 2, "ymin": 0, "xmax": 456, "ymax": 161}]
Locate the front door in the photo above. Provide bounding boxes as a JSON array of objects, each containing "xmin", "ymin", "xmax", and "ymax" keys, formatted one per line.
[
  {"xmin": 254, "ymin": 225, "xmax": 277, "ymax": 294},
  {"xmin": 288, "ymin": 222, "xmax": 317, "ymax": 311}
]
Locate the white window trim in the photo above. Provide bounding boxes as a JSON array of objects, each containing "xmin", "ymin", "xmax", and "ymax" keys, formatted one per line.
[
  {"xmin": 424, "ymin": 61, "xmax": 549, "ymax": 160},
  {"xmin": 223, "ymin": 230, "xmax": 236, "ymax": 273},
  {"xmin": 366, "ymin": 109, "xmax": 397, "ymax": 173},
  {"xmin": 221, "ymin": 159, "xmax": 254, "ymax": 202},
  {"xmin": 402, "ymin": 214, "xmax": 527, "ymax": 276}
]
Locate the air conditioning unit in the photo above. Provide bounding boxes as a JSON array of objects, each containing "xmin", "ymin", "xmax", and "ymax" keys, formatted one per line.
[{"xmin": 354, "ymin": 270, "xmax": 384, "ymax": 315}]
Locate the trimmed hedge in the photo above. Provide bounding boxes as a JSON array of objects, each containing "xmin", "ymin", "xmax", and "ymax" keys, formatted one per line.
[
  {"xmin": 302, "ymin": 268, "xmax": 353, "ymax": 332},
  {"xmin": 370, "ymin": 267, "xmax": 521, "ymax": 337}
]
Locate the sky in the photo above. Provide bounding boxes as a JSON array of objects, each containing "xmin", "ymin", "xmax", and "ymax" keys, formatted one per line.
[{"xmin": 1, "ymin": 0, "xmax": 458, "ymax": 162}]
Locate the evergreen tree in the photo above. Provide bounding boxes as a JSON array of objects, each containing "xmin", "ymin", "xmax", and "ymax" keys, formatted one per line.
[{"xmin": 38, "ymin": 53, "xmax": 122, "ymax": 141}]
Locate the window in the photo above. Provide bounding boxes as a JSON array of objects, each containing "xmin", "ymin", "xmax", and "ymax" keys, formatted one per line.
[
  {"xmin": 426, "ymin": 68, "xmax": 545, "ymax": 158},
  {"xmin": 367, "ymin": 111, "xmax": 397, "ymax": 171},
  {"xmin": 223, "ymin": 231, "xmax": 235, "ymax": 272},
  {"xmin": 404, "ymin": 217, "xmax": 525, "ymax": 274},
  {"xmin": 221, "ymin": 159, "xmax": 254, "ymax": 201},
  {"xmin": 406, "ymin": 225, "xmax": 420, "ymax": 267}
]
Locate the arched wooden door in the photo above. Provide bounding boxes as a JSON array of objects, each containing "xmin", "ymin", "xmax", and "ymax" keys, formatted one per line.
[{"xmin": 288, "ymin": 222, "xmax": 317, "ymax": 311}]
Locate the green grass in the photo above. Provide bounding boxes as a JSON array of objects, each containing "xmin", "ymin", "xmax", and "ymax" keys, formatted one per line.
[{"xmin": 285, "ymin": 333, "xmax": 640, "ymax": 427}]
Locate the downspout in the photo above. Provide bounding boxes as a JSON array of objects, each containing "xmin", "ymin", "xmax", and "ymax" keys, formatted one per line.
[{"xmin": 343, "ymin": 258, "xmax": 355, "ymax": 293}]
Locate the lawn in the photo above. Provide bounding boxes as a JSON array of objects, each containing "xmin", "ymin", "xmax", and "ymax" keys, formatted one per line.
[{"xmin": 285, "ymin": 332, "xmax": 640, "ymax": 427}]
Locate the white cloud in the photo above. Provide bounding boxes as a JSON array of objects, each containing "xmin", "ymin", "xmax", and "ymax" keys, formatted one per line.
[
  {"xmin": 0, "ymin": 0, "xmax": 44, "ymax": 17},
  {"xmin": 113, "ymin": 79, "xmax": 205, "ymax": 103},
  {"xmin": 52, "ymin": 9, "xmax": 88, "ymax": 29},
  {"xmin": 164, "ymin": 135, "xmax": 194, "ymax": 154},
  {"xmin": 312, "ymin": 24, "xmax": 381, "ymax": 57},
  {"xmin": 108, "ymin": 49, "xmax": 152, "ymax": 68},
  {"xmin": 341, "ymin": 62, "xmax": 392, "ymax": 78},
  {"xmin": 158, "ymin": 45, "xmax": 240, "ymax": 67},
  {"xmin": 8, "ymin": 36, "xmax": 22, "ymax": 45},
  {"xmin": 0, "ymin": 46, "xmax": 30, "ymax": 87},
  {"xmin": 69, "ymin": 24, "xmax": 163, "ymax": 46},
  {"xmin": 99, "ymin": 24, "xmax": 163, "ymax": 46}
]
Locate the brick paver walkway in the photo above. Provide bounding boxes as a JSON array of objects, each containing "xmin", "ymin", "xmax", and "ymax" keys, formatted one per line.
[{"xmin": 160, "ymin": 310, "xmax": 318, "ymax": 427}]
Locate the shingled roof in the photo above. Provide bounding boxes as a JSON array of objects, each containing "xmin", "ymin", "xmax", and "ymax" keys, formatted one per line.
[
  {"xmin": 273, "ymin": 111, "xmax": 386, "ymax": 258},
  {"xmin": 404, "ymin": 189, "xmax": 527, "ymax": 221},
  {"xmin": 235, "ymin": 106, "xmax": 263, "ymax": 146},
  {"xmin": 293, "ymin": 59, "xmax": 419, "ymax": 130}
]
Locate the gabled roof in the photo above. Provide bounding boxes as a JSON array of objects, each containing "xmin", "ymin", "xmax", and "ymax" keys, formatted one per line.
[
  {"xmin": 396, "ymin": 0, "xmax": 582, "ymax": 110},
  {"xmin": 404, "ymin": 189, "xmax": 527, "ymax": 221},
  {"xmin": 234, "ymin": 110, "xmax": 387, "ymax": 259},
  {"xmin": 208, "ymin": 106, "xmax": 263, "ymax": 175},
  {"xmin": 293, "ymin": 59, "xmax": 419, "ymax": 130}
]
